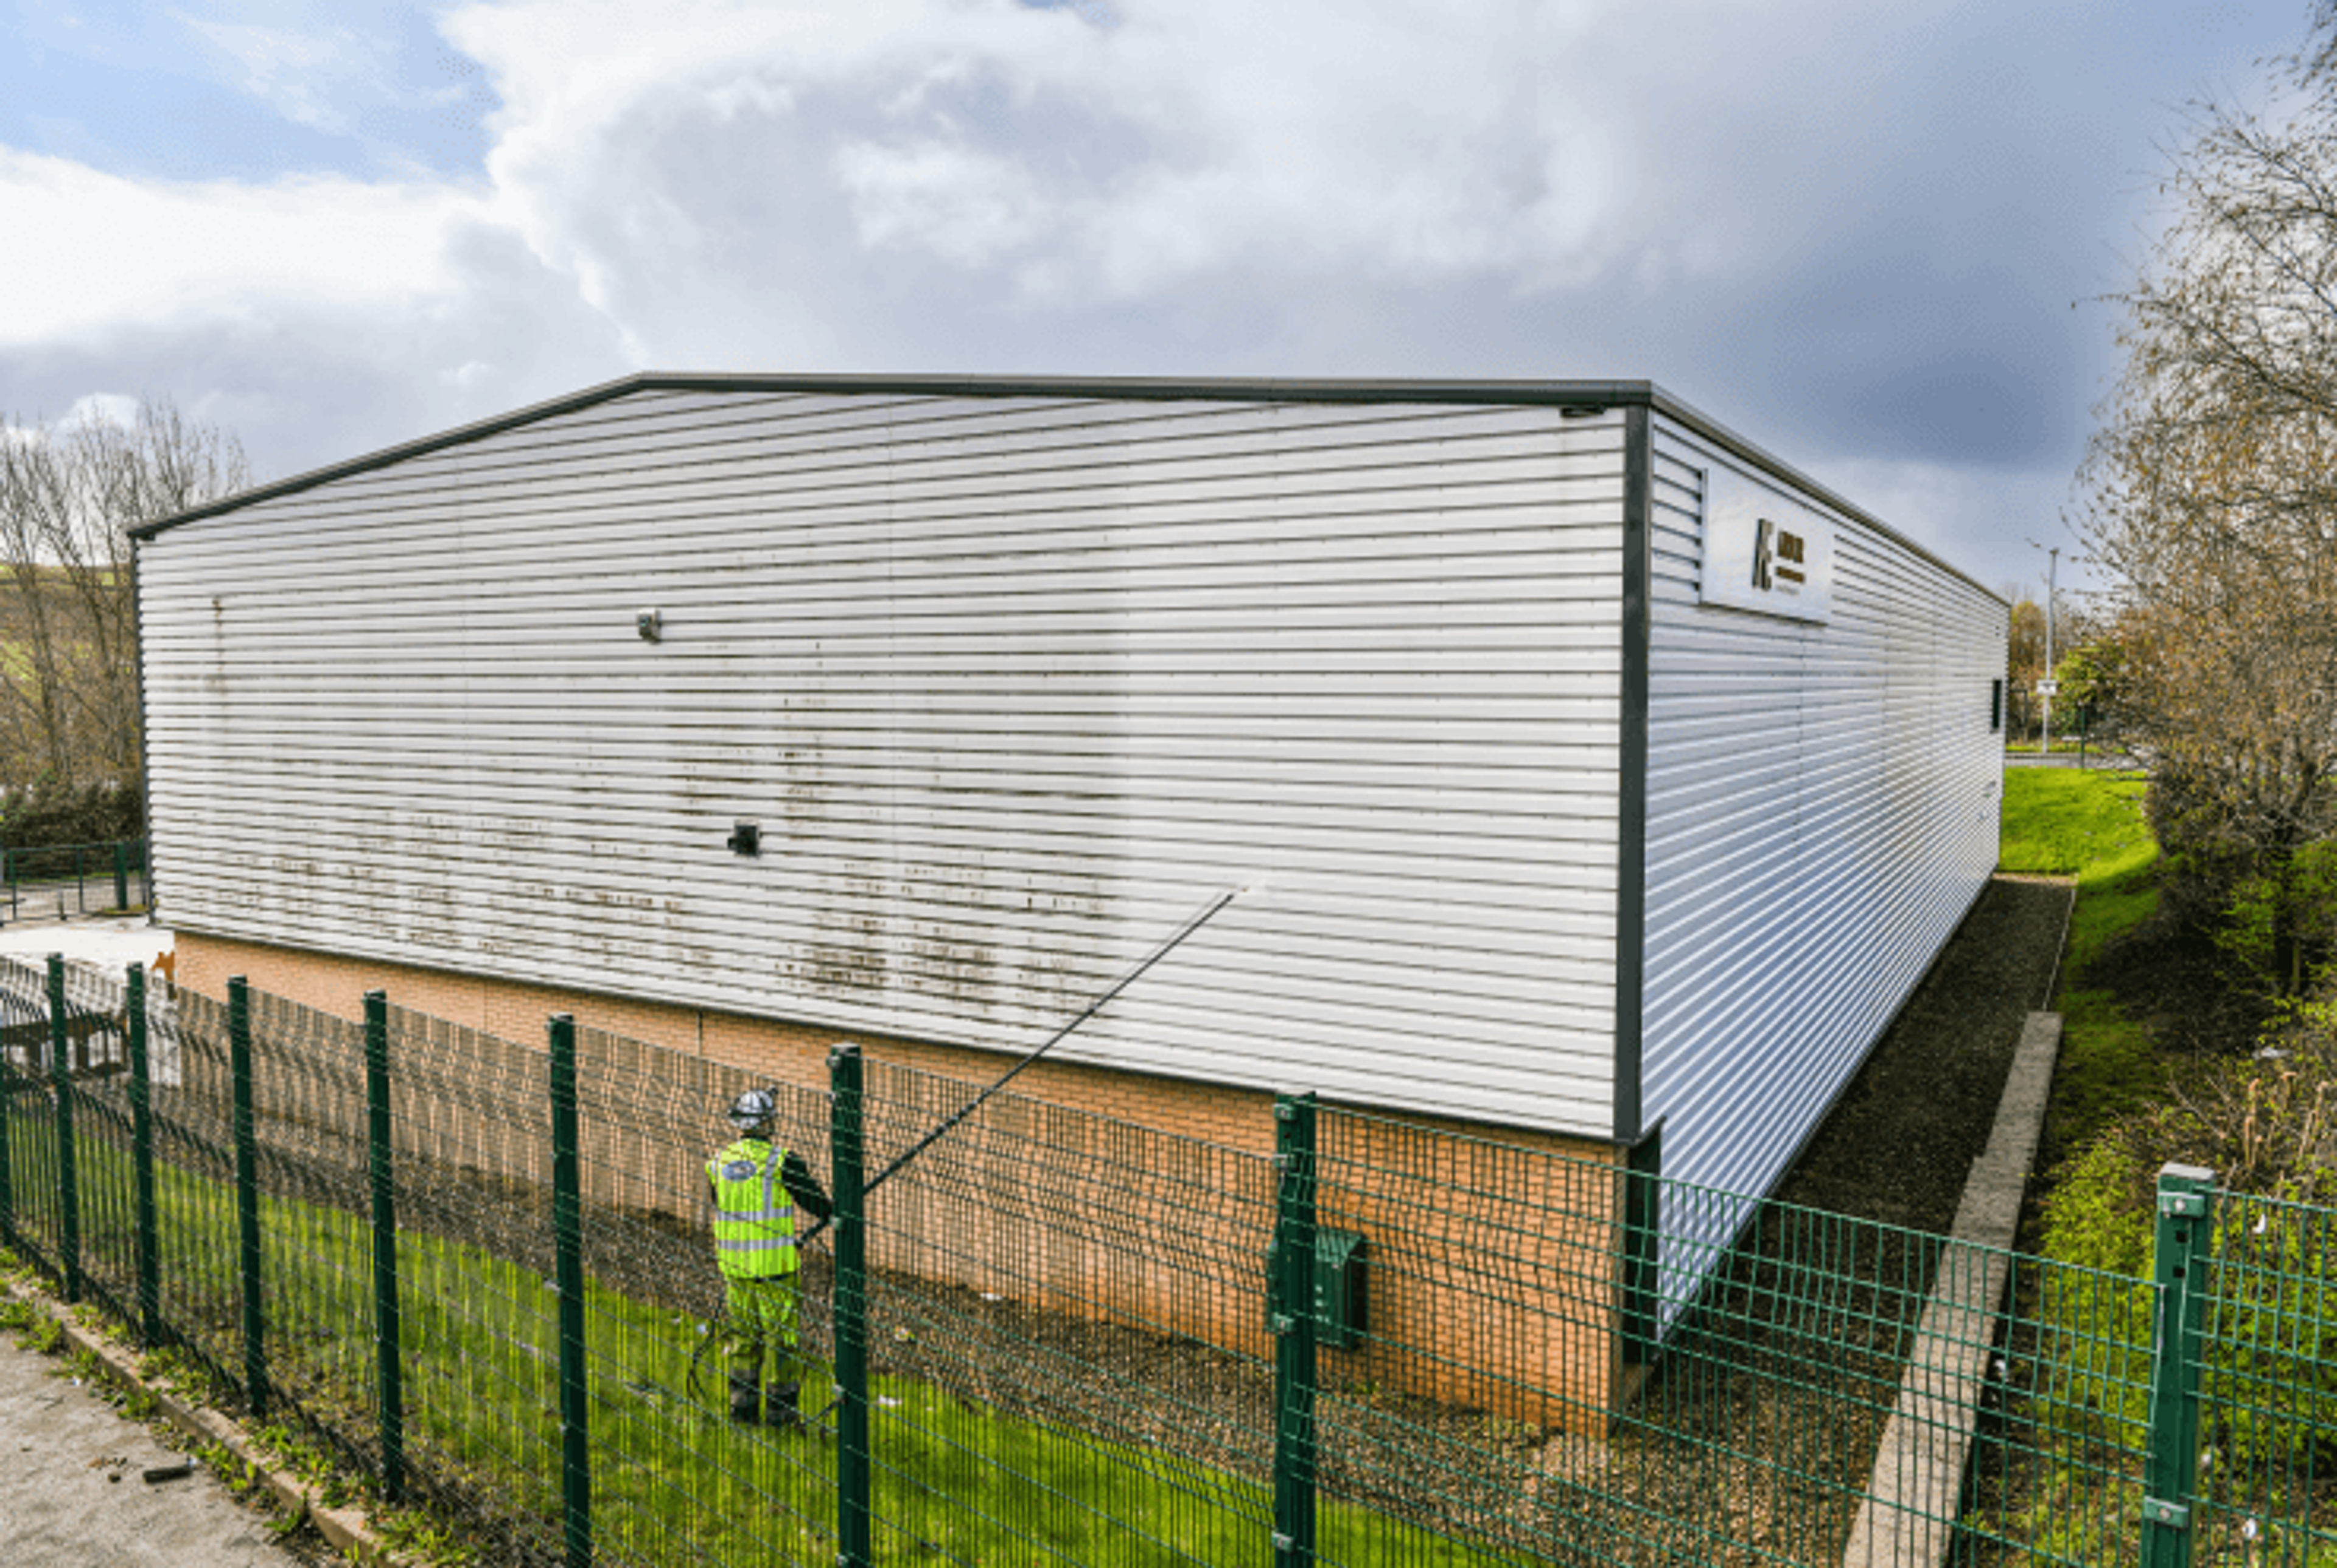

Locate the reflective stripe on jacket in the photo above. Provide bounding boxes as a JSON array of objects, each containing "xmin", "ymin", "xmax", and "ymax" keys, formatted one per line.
[{"xmin": 708, "ymin": 1137, "xmax": 799, "ymax": 1279}]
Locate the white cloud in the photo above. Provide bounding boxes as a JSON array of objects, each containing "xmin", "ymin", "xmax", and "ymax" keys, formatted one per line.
[
  {"xmin": 442, "ymin": 0, "xmax": 1661, "ymax": 310},
  {"xmin": 64, "ymin": 392, "xmax": 141, "ymax": 430},
  {"xmin": 834, "ymin": 140, "xmax": 1047, "ymax": 268},
  {"xmin": 0, "ymin": 147, "xmax": 473, "ymax": 349},
  {"xmin": 6, "ymin": 1, "xmax": 2153, "ymax": 392}
]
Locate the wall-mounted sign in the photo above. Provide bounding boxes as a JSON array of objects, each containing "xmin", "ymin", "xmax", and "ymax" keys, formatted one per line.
[{"xmin": 1698, "ymin": 468, "xmax": 1835, "ymax": 624}]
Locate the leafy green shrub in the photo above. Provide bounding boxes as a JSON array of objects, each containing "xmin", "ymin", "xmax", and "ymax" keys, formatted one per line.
[
  {"xmin": 2145, "ymin": 755, "xmax": 2337, "ymax": 997},
  {"xmin": 2215, "ymin": 841, "xmax": 2337, "ymax": 1000},
  {"xmin": 0, "ymin": 773, "xmax": 142, "ymax": 852},
  {"xmin": 2039, "ymin": 988, "xmax": 2337, "ymax": 1484}
]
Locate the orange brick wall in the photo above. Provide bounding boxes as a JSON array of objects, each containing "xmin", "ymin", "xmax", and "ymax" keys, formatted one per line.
[{"xmin": 174, "ymin": 930, "xmax": 1626, "ymax": 1429}]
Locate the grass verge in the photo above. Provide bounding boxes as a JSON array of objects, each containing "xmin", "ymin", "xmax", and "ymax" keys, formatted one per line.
[
  {"xmin": 1999, "ymin": 767, "xmax": 2162, "ymax": 1166},
  {"xmin": 1991, "ymin": 773, "xmax": 2336, "ymax": 1556},
  {"xmin": 1998, "ymin": 767, "xmax": 2152, "ymax": 882},
  {"xmin": 0, "ymin": 1119, "xmax": 1515, "ymax": 1568}
]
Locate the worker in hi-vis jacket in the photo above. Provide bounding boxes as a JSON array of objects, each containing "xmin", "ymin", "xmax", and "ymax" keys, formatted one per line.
[{"xmin": 707, "ymin": 1089, "xmax": 832, "ymax": 1428}]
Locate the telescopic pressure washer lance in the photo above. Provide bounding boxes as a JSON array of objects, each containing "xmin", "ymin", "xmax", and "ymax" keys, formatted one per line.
[
  {"xmin": 690, "ymin": 886, "xmax": 1241, "ymax": 1414},
  {"xmin": 794, "ymin": 884, "xmax": 1238, "ymax": 1246}
]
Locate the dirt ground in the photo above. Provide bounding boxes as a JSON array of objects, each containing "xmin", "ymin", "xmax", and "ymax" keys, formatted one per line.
[
  {"xmin": 1770, "ymin": 874, "xmax": 2074, "ymax": 1232},
  {"xmin": 2080, "ymin": 899, "xmax": 2274, "ymax": 1061}
]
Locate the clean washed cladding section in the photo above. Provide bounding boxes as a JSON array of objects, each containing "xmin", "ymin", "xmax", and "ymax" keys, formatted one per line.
[
  {"xmin": 1638, "ymin": 412, "xmax": 2006, "ymax": 1228},
  {"xmin": 136, "ymin": 389, "xmax": 1632, "ymax": 1134}
]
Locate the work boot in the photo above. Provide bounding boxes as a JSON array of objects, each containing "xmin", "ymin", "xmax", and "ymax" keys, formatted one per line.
[
  {"xmin": 727, "ymin": 1372, "xmax": 762, "ymax": 1426},
  {"xmin": 765, "ymin": 1382, "xmax": 803, "ymax": 1432}
]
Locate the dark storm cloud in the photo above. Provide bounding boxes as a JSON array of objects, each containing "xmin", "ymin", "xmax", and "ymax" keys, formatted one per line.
[{"xmin": 1, "ymin": 0, "xmax": 2313, "ymax": 582}]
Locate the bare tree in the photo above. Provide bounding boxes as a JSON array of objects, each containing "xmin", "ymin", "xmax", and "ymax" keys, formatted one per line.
[
  {"xmin": 2081, "ymin": 12, "xmax": 2337, "ymax": 988},
  {"xmin": 0, "ymin": 398, "xmax": 251, "ymax": 799}
]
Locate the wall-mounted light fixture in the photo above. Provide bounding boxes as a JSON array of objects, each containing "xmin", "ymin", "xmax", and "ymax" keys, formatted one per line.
[{"xmin": 637, "ymin": 608, "xmax": 663, "ymax": 642}]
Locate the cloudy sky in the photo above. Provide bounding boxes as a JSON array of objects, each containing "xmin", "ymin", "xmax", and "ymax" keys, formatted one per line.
[{"xmin": 1, "ymin": 1, "xmax": 2319, "ymax": 594}]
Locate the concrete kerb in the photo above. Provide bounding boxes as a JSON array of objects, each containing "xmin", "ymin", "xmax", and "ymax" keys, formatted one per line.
[
  {"xmin": 1841, "ymin": 1009, "xmax": 2063, "ymax": 1567},
  {"xmin": 1, "ymin": 1278, "xmax": 399, "ymax": 1564}
]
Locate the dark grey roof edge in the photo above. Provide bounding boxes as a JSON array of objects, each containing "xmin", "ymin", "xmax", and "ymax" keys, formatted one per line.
[{"xmin": 130, "ymin": 371, "xmax": 2003, "ymax": 603}]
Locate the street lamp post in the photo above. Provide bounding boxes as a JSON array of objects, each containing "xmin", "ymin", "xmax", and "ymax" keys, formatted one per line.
[{"xmin": 2030, "ymin": 541, "xmax": 2059, "ymax": 755}]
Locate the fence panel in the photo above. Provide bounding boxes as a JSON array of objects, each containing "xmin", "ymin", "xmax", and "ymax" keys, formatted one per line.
[
  {"xmin": 2192, "ymin": 1188, "xmax": 2337, "ymax": 1564},
  {"xmin": 45, "ymin": 960, "xmax": 138, "ymax": 1333},
  {"xmin": 375, "ymin": 1002, "xmax": 562, "ymax": 1564},
  {"xmin": 0, "ymin": 955, "xmax": 82, "ymax": 1286},
  {"xmin": 562, "ymin": 1020, "xmax": 836, "ymax": 1568},
  {"xmin": 0, "ymin": 838, "xmax": 148, "ymax": 923},
  {"xmin": 847, "ymin": 1055, "xmax": 1282, "ymax": 1566},
  {"xmin": 1921, "ymin": 1244, "xmax": 2157, "ymax": 1564},
  {"xmin": 138, "ymin": 986, "xmax": 250, "ymax": 1404},
  {"xmin": 1, "ymin": 966, "xmax": 2332, "ymax": 1568}
]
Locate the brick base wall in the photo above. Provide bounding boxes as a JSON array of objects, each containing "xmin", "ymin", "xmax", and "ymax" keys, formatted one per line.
[{"xmin": 173, "ymin": 931, "xmax": 1626, "ymax": 1431}]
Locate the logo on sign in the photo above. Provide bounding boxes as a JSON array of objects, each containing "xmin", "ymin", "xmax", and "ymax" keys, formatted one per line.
[
  {"xmin": 1752, "ymin": 520, "xmax": 1808, "ymax": 595},
  {"xmin": 1701, "ymin": 468, "xmax": 1830, "ymax": 622}
]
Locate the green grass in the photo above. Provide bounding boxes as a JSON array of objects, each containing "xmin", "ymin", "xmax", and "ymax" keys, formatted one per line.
[
  {"xmin": 1995, "ymin": 772, "xmax": 2337, "ymax": 1553},
  {"xmin": 1999, "ymin": 767, "xmax": 2154, "ymax": 884},
  {"xmin": 0, "ymin": 1112, "xmax": 1515, "ymax": 1568},
  {"xmin": 1999, "ymin": 766, "xmax": 2165, "ymax": 1169},
  {"xmin": 2041, "ymin": 875, "xmax": 2162, "ymax": 1163}
]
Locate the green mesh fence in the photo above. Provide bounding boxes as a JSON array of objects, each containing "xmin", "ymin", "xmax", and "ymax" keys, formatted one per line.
[
  {"xmin": 0, "ymin": 965, "xmax": 2329, "ymax": 1567},
  {"xmin": 848, "ymin": 1054, "xmax": 1280, "ymax": 1566},
  {"xmin": 2190, "ymin": 1190, "xmax": 2337, "ymax": 1564},
  {"xmin": 0, "ymin": 838, "xmax": 147, "ymax": 922},
  {"xmin": 1307, "ymin": 1109, "xmax": 2164, "ymax": 1566}
]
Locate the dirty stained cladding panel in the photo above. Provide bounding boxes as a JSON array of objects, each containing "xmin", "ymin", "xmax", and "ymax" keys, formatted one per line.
[{"xmin": 136, "ymin": 390, "xmax": 1630, "ymax": 1135}]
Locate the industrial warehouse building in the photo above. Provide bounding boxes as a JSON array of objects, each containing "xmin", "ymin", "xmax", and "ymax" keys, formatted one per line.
[{"xmin": 131, "ymin": 375, "xmax": 2005, "ymax": 1412}]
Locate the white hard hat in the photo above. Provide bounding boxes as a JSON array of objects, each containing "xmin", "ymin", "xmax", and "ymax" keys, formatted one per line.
[{"xmin": 727, "ymin": 1088, "xmax": 778, "ymax": 1131}]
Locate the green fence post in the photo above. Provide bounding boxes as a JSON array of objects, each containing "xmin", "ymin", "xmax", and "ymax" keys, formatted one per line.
[
  {"xmin": 2142, "ymin": 1163, "xmax": 2217, "ymax": 1568},
  {"xmin": 1623, "ymin": 1126, "xmax": 1663, "ymax": 1367},
  {"xmin": 365, "ymin": 991, "xmax": 405, "ymax": 1504},
  {"xmin": 830, "ymin": 1043, "xmax": 872, "ymax": 1568},
  {"xmin": 127, "ymin": 964, "xmax": 159, "ymax": 1345},
  {"xmin": 548, "ymin": 1014, "xmax": 590, "ymax": 1568},
  {"xmin": 1270, "ymin": 1092, "xmax": 1319, "ymax": 1568},
  {"xmin": 228, "ymin": 975, "xmax": 267, "ymax": 1417},
  {"xmin": 47, "ymin": 954, "xmax": 80, "ymax": 1304},
  {"xmin": 112, "ymin": 843, "xmax": 128, "ymax": 911}
]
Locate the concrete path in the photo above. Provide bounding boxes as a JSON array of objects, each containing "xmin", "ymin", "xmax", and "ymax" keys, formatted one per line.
[
  {"xmin": 0, "ymin": 913, "xmax": 171, "ymax": 974},
  {"xmin": 1842, "ymin": 1011, "xmax": 2063, "ymax": 1566},
  {"xmin": 0, "ymin": 1326, "xmax": 298, "ymax": 1568},
  {"xmin": 0, "ymin": 904, "xmax": 299, "ymax": 1566},
  {"xmin": 2002, "ymin": 751, "xmax": 2139, "ymax": 770}
]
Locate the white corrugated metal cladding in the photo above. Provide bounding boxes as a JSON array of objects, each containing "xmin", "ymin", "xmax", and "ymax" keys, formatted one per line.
[
  {"xmin": 1637, "ymin": 413, "xmax": 2005, "ymax": 1220},
  {"xmin": 136, "ymin": 387, "xmax": 1632, "ymax": 1132},
  {"xmin": 134, "ymin": 377, "xmax": 2005, "ymax": 1175}
]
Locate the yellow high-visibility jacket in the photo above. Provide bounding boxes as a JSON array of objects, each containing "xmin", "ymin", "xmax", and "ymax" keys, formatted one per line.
[{"xmin": 707, "ymin": 1138, "xmax": 800, "ymax": 1281}]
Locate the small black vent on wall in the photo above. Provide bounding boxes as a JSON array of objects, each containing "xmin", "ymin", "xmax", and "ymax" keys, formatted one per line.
[
  {"xmin": 1990, "ymin": 679, "xmax": 2004, "ymax": 733},
  {"xmin": 728, "ymin": 822, "xmax": 761, "ymax": 857}
]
